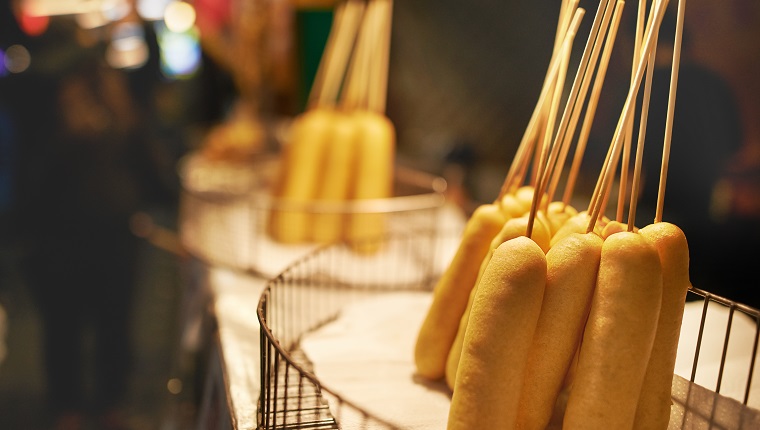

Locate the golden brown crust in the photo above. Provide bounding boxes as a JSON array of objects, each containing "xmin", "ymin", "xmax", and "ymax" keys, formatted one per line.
[
  {"xmin": 516, "ymin": 232, "xmax": 603, "ymax": 430},
  {"xmin": 563, "ymin": 232, "xmax": 663, "ymax": 430},
  {"xmin": 413, "ymin": 204, "xmax": 506, "ymax": 380},
  {"xmin": 447, "ymin": 237, "xmax": 547, "ymax": 430},
  {"xmin": 633, "ymin": 222, "xmax": 691, "ymax": 430}
]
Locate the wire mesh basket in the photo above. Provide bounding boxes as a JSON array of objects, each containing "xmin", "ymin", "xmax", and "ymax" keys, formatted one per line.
[
  {"xmin": 256, "ymin": 233, "xmax": 760, "ymax": 430},
  {"xmin": 177, "ymin": 152, "xmax": 449, "ymax": 278}
]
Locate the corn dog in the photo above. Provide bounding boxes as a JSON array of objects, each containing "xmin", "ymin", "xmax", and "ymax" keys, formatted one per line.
[
  {"xmin": 546, "ymin": 201, "xmax": 578, "ymax": 236},
  {"xmin": 563, "ymin": 231, "xmax": 663, "ymax": 430},
  {"xmin": 500, "ymin": 193, "xmax": 528, "ymax": 218},
  {"xmin": 550, "ymin": 211, "xmax": 602, "ymax": 247},
  {"xmin": 633, "ymin": 222, "xmax": 690, "ymax": 430},
  {"xmin": 445, "ymin": 214, "xmax": 551, "ymax": 389},
  {"xmin": 311, "ymin": 111, "xmax": 357, "ymax": 243},
  {"xmin": 515, "ymin": 185, "xmax": 548, "ymax": 213},
  {"xmin": 269, "ymin": 108, "xmax": 335, "ymax": 243},
  {"xmin": 447, "ymin": 236, "xmax": 547, "ymax": 430},
  {"xmin": 516, "ymin": 232, "xmax": 603, "ymax": 430},
  {"xmin": 413, "ymin": 203, "xmax": 507, "ymax": 380},
  {"xmin": 346, "ymin": 110, "xmax": 395, "ymax": 253},
  {"xmin": 601, "ymin": 219, "xmax": 631, "ymax": 239}
]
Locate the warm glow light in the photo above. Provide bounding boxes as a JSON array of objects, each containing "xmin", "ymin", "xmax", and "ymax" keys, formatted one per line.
[
  {"xmin": 156, "ymin": 22, "xmax": 201, "ymax": 78},
  {"xmin": 164, "ymin": 1, "xmax": 196, "ymax": 34},
  {"xmin": 21, "ymin": 0, "xmax": 101, "ymax": 17},
  {"xmin": 5, "ymin": 45, "xmax": 31, "ymax": 74},
  {"xmin": 136, "ymin": 0, "xmax": 172, "ymax": 21},
  {"xmin": 106, "ymin": 23, "xmax": 148, "ymax": 69},
  {"xmin": 167, "ymin": 378, "xmax": 182, "ymax": 395},
  {"xmin": 17, "ymin": 3, "xmax": 50, "ymax": 36},
  {"xmin": 75, "ymin": 10, "xmax": 109, "ymax": 29},
  {"xmin": 101, "ymin": 0, "xmax": 130, "ymax": 22}
]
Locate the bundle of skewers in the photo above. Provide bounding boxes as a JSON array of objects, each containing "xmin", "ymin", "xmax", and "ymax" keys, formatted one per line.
[
  {"xmin": 413, "ymin": 0, "xmax": 690, "ymax": 428},
  {"xmin": 268, "ymin": 0, "xmax": 395, "ymax": 250}
]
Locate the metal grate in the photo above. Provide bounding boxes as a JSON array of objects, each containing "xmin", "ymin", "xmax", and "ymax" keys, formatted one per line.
[
  {"xmin": 257, "ymin": 232, "xmax": 446, "ymax": 429},
  {"xmin": 257, "ymin": 233, "xmax": 760, "ymax": 429}
]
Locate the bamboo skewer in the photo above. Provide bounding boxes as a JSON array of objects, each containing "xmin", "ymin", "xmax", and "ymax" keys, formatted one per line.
[
  {"xmin": 310, "ymin": 0, "xmax": 366, "ymax": 109},
  {"xmin": 656, "ymin": 0, "xmax": 685, "ymax": 223},
  {"xmin": 498, "ymin": 10, "xmax": 584, "ymax": 201},
  {"xmin": 615, "ymin": 0, "xmax": 648, "ymax": 222},
  {"xmin": 525, "ymin": 8, "xmax": 586, "ymax": 237},
  {"xmin": 306, "ymin": 0, "xmax": 346, "ymax": 108},
  {"xmin": 587, "ymin": 0, "xmax": 671, "ymax": 233},
  {"xmin": 561, "ymin": 0, "xmax": 625, "ymax": 207},
  {"xmin": 342, "ymin": 0, "xmax": 376, "ymax": 111},
  {"xmin": 549, "ymin": 0, "xmax": 624, "ymax": 207},
  {"xmin": 584, "ymin": 0, "xmax": 662, "ymax": 219},
  {"xmin": 554, "ymin": 0, "xmax": 571, "ymax": 57},
  {"xmin": 627, "ymin": 34, "xmax": 659, "ymax": 231},
  {"xmin": 538, "ymin": 0, "xmax": 617, "ymax": 207},
  {"xmin": 372, "ymin": 0, "xmax": 393, "ymax": 115}
]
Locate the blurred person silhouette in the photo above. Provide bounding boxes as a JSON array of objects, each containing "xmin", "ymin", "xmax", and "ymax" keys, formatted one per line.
[
  {"xmin": 636, "ymin": 8, "xmax": 748, "ymax": 304},
  {"xmin": 2, "ymin": 11, "xmax": 176, "ymax": 430}
]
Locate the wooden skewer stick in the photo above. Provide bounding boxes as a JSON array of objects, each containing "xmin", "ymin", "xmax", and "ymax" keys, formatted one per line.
[
  {"xmin": 366, "ymin": 0, "xmax": 386, "ymax": 113},
  {"xmin": 365, "ymin": 0, "xmax": 392, "ymax": 114},
  {"xmin": 586, "ymin": 115, "xmax": 622, "ymax": 216},
  {"xmin": 525, "ymin": 8, "xmax": 586, "ymax": 237},
  {"xmin": 373, "ymin": 0, "xmax": 393, "ymax": 115},
  {"xmin": 655, "ymin": 0, "xmax": 685, "ymax": 223},
  {"xmin": 540, "ymin": 0, "xmax": 617, "ymax": 206},
  {"xmin": 554, "ymin": 0, "xmax": 570, "ymax": 56},
  {"xmin": 584, "ymin": 0, "xmax": 660, "ymax": 218},
  {"xmin": 311, "ymin": 0, "xmax": 366, "ymax": 109},
  {"xmin": 615, "ymin": 0, "xmax": 648, "ymax": 222},
  {"xmin": 342, "ymin": 0, "xmax": 377, "ymax": 111},
  {"xmin": 497, "ymin": 9, "xmax": 584, "ymax": 201},
  {"xmin": 531, "ymin": 0, "xmax": 579, "ymax": 189},
  {"xmin": 627, "ymin": 32, "xmax": 659, "ymax": 231},
  {"xmin": 587, "ymin": 0, "xmax": 671, "ymax": 233},
  {"xmin": 561, "ymin": 0, "xmax": 625, "ymax": 207},
  {"xmin": 306, "ymin": 0, "xmax": 347, "ymax": 108},
  {"xmin": 360, "ymin": 1, "xmax": 381, "ymax": 111}
]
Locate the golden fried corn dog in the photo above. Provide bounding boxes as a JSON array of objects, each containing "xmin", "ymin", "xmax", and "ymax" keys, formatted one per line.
[
  {"xmin": 550, "ymin": 211, "xmax": 603, "ymax": 247},
  {"xmin": 269, "ymin": 108, "xmax": 335, "ymax": 243},
  {"xmin": 633, "ymin": 222, "xmax": 691, "ymax": 430},
  {"xmin": 500, "ymin": 193, "xmax": 528, "ymax": 218},
  {"xmin": 346, "ymin": 110, "xmax": 395, "ymax": 253},
  {"xmin": 515, "ymin": 185, "xmax": 548, "ymax": 212},
  {"xmin": 601, "ymin": 219, "xmax": 635, "ymax": 239},
  {"xmin": 445, "ymin": 214, "xmax": 551, "ymax": 389},
  {"xmin": 563, "ymin": 232, "xmax": 663, "ymax": 430},
  {"xmin": 546, "ymin": 201, "xmax": 578, "ymax": 236},
  {"xmin": 447, "ymin": 237, "xmax": 547, "ymax": 430},
  {"xmin": 414, "ymin": 204, "xmax": 507, "ymax": 380},
  {"xmin": 311, "ymin": 111, "xmax": 357, "ymax": 243},
  {"xmin": 516, "ymin": 232, "xmax": 603, "ymax": 430}
]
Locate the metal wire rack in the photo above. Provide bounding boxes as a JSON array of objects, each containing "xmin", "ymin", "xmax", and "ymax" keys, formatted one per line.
[
  {"xmin": 257, "ymin": 232, "xmax": 445, "ymax": 430},
  {"xmin": 683, "ymin": 286, "xmax": 760, "ymax": 406},
  {"xmin": 178, "ymin": 152, "xmax": 449, "ymax": 278},
  {"xmin": 256, "ymin": 234, "xmax": 760, "ymax": 430}
]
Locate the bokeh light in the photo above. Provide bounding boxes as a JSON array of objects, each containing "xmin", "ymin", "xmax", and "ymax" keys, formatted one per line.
[
  {"xmin": 136, "ymin": 0, "xmax": 173, "ymax": 21},
  {"xmin": 164, "ymin": 1, "xmax": 196, "ymax": 34},
  {"xmin": 156, "ymin": 23, "xmax": 201, "ymax": 79},
  {"xmin": 0, "ymin": 49, "xmax": 7, "ymax": 77},
  {"xmin": 101, "ymin": 0, "xmax": 131, "ymax": 22},
  {"xmin": 5, "ymin": 45, "xmax": 32, "ymax": 74},
  {"xmin": 75, "ymin": 10, "xmax": 110, "ymax": 29},
  {"xmin": 106, "ymin": 22, "xmax": 148, "ymax": 70},
  {"xmin": 17, "ymin": 5, "xmax": 50, "ymax": 36}
]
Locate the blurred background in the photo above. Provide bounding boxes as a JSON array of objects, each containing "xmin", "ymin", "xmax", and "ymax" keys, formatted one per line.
[{"xmin": 0, "ymin": 0, "xmax": 758, "ymax": 429}]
